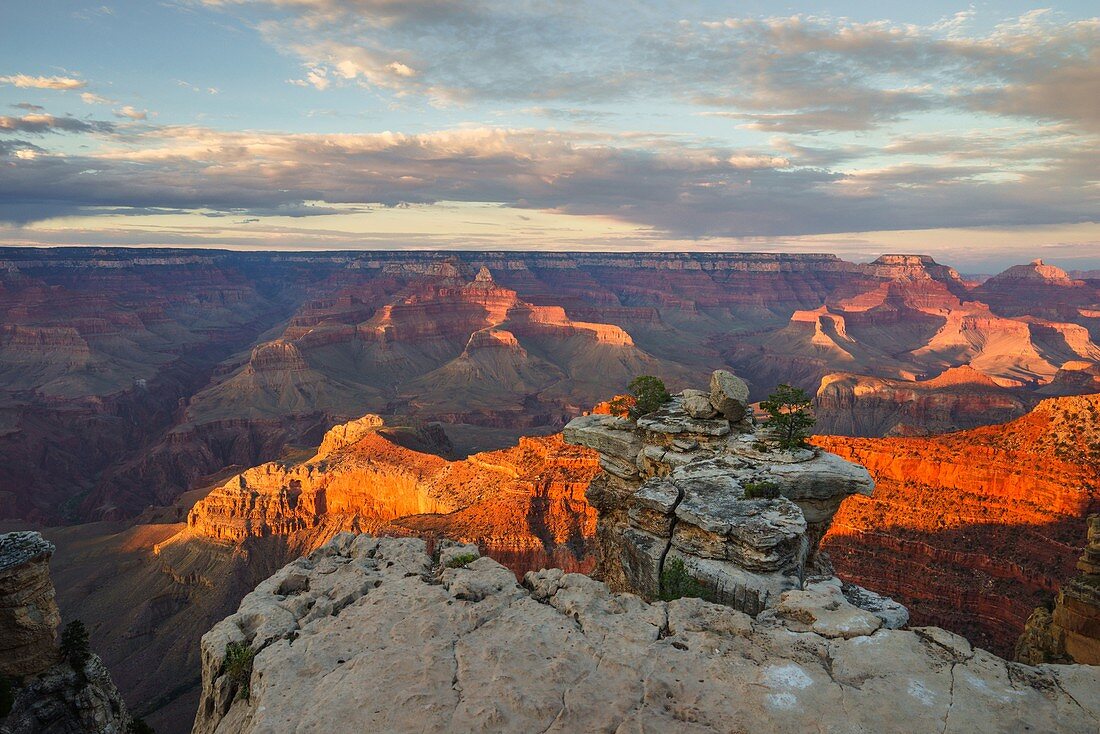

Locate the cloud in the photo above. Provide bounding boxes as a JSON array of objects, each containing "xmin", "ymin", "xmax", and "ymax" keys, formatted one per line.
[
  {"xmin": 81, "ymin": 92, "xmax": 113, "ymax": 105},
  {"xmin": 113, "ymin": 106, "xmax": 150, "ymax": 120},
  {"xmin": 1, "ymin": 124, "xmax": 1095, "ymax": 238},
  {"xmin": 0, "ymin": 74, "xmax": 87, "ymax": 90},
  {"xmin": 0, "ymin": 113, "xmax": 114, "ymax": 134},
  {"xmin": 199, "ymin": 4, "xmax": 1100, "ymax": 131}
]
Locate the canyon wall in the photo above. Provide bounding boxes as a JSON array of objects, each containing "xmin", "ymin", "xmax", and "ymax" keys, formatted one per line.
[
  {"xmin": 815, "ymin": 394, "xmax": 1100, "ymax": 656},
  {"xmin": 3, "ymin": 248, "xmax": 1097, "ymax": 524},
  {"xmin": 0, "ymin": 530, "xmax": 134, "ymax": 734}
]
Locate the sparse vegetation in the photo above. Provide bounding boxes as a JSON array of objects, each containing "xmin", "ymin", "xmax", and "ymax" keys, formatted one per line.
[
  {"xmin": 761, "ymin": 384, "xmax": 815, "ymax": 449},
  {"xmin": 60, "ymin": 620, "xmax": 91, "ymax": 669},
  {"xmin": 445, "ymin": 553, "xmax": 479, "ymax": 568},
  {"xmin": 658, "ymin": 557, "xmax": 715, "ymax": 602},
  {"xmin": 610, "ymin": 376, "xmax": 671, "ymax": 419},
  {"xmin": 222, "ymin": 642, "xmax": 256, "ymax": 701},
  {"xmin": 742, "ymin": 480, "xmax": 781, "ymax": 500}
]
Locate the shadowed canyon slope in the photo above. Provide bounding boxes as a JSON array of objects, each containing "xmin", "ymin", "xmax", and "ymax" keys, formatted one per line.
[
  {"xmin": 2, "ymin": 249, "xmax": 1097, "ymax": 526},
  {"xmin": 815, "ymin": 394, "xmax": 1100, "ymax": 657}
]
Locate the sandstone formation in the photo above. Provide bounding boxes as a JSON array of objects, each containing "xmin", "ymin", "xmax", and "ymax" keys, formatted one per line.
[
  {"xmin": 184, "ymin": 416, "xmax": 599, "ymax": 574},
  {"xmin": 1016, "ymin": 514, "xmax": 1100, "ymax": 665},
  {"xmin": 0, "ymin": 530, "xmax": 133, "ymax": 734},
  {"xmin": 194, "ymin": 535, "xmax": 1100, "ymax": 734},
  {"xmin": 816, "ymin": 394, "xmax": 1100, "ymax": 656},
  {"xmin": 0, "ymin": 531, "xmax": 61, "ymax": 678},
  {"xmin": 563, "ymin": 371, "xmax": 873, "ymax": 614}
]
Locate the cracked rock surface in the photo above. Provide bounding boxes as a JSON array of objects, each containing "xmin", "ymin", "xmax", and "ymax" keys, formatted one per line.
[{"xmin": 194, "ymin": 535, "xmax": 1100, "ymax": 734}]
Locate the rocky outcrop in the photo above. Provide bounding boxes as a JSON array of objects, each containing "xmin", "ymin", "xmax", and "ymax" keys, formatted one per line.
[
  {"xmin": 0, "ymin": 532, "xmax": 61, "ymax": 678},
  {"xmin": 0, "ymin": 530, "xmax": 133, "ymax": 734},
  {"xmin": 194, "ymin": 535, "xmax": 1100, "ymax": 734},
  {"xmin": 563, "ymin": 371, "xmax": 873, "ymax": 614},
  {"xmin": 1017, "ymin": 515, "xmax": 1100, "ymax": 665},
  {"xmin": 816, "ymin": 394, "xmax": 1100, "ymax": 656}
]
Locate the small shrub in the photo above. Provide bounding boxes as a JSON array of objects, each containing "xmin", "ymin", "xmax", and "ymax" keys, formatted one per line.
[
  {"xmin": 444, "ymin": 553, "xmax": 479, "ymax": 568},
  {"xmin": 761, "ymin": 384, "xmax": 815, "ymax": 449},
  {"xmin": 222, "ymin": 642, "xmax": 256, "ymax": 701},
  {"xmin": 60, "ymin": 620, "xmax": 91, "ymax": 669},
  {"xmin": 605, "ymin": 394, "xmax": 636, "ymax": 418},
  {"xmin": 624, "ymin": 376, "xmax": 671, "ymax": 419},
  {"xmin": 658, "ymin": 557, "xmax": 715, "ymax": 602},
  {"xmin": 743, "ymin": 480, "xmax": 781, "ymax": 500}
]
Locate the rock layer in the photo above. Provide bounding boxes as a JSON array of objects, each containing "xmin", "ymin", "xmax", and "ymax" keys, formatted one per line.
[
  {"xmin": 1016, "ymin": 514, "xmax": 1100, "ymax": 665},
  {"xmin": 193, "ymin": 535, "xmax": 1100, "ymax": 734},
  {"xmin": 0, "ymin": 531, "xmax": 61, "ymax": 678},
  {"xmin": 564, "ymin": 372, "xmax": 873, "ymax": 614},
  {"xmin": 816, "ymin": 394, "xmax": 1100, "ymax": 656}
]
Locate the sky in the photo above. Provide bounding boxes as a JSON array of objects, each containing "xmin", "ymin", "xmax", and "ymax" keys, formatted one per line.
[{"xmin": 0, "ymin": 1, "xmax": 1098, "ymax": 271}]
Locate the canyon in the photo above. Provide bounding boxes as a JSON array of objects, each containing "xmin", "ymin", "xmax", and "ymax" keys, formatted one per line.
[
  {"xmin": 1, "ymin": 249, "xmax": 1097, "ymax": 525},
  {"xmin": 2, "ymin": 249, "xmax": 1099, "ymax": 731}
]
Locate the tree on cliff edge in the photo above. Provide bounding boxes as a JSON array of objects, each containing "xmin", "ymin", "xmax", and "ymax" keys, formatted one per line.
[
  {"xmin": 761, "ymin": 384, "xmax": 815, "ymax": 449},
  {"xmin": 609, "ymin": 376, "xmax": 670, "ymax": 419}
]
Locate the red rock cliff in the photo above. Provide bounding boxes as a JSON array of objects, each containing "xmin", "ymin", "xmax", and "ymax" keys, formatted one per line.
[{"xmin": 815, "ymin": 394, "xmax": 1100, "ymax": 656}]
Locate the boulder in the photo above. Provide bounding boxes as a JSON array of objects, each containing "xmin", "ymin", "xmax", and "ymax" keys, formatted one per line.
[
  {"xmin": 681, "ymin": 389, "xmax": 717, "ymax": 419},
  {"xmin": 709, "ymin": 369, "xmax": 750, "ymax": 420}
]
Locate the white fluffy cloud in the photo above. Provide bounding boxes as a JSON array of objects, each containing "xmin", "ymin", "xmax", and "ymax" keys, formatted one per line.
[{"xmin": 0, "ymin": 74, "xmax": 87, "ymax": 90}]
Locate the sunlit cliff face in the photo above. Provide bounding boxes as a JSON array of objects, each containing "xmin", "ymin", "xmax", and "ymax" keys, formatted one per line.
[{"xmin": 816, "ymin": 394, "xmax": 1100, "ymax": 656}]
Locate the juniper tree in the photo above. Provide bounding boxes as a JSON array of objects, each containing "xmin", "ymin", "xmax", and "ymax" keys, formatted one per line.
[{"xmin": 761, "ymin": 384, "xmax": 815, "ymax": 449}]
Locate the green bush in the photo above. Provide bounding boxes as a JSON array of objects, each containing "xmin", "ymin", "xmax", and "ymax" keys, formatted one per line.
[
  {"xmin": 658, "ymin": 557, "xmax": 715, "ymax": 602},
  {"xmin": 760, "ymin": 384, "xmax": 815, "ymax": 449},
  {"xmin": 621, "ymin": 375, "xmax": 671, "ymax": 419},
  {"xmin": 444, "ymin": 553, "xmax": 479, "ymax": 568},
  {"xmin": 222, "ymin": 642, "xmax": 256, "ymax": 701},
  {"xmin": 743, "ymin": 480, "xmax": 781, "ymax": 500},
  {"xmin": 60, "ymin": 620, "xmax": 91, "ymax": 669}
]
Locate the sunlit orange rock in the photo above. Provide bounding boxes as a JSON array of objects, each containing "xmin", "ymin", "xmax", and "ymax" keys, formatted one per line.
[
  {"xmin": 185, "ymin": 417, "xmax": 600, "ymax": 576},
  {"xmin": 815, "ymin": 394, "xmax": 1100, "ymax": 656}
]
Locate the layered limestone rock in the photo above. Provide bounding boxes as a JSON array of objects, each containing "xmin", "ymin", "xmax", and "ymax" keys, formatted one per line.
[
  {"xmin": 563, "ymin": 370, "xmax": 873, "ymax": 614},
  {"xmin": 0, "ymin": 530, "xmax": 133, "ymax": 734},
  {"xmin": 0, "ymin": 531, "xmax": 61, "ymax": 678},
  {"xmin": 1016, "ymin": 515, "xmax": 1100, "ymax": 665},
  {"xmin": 194, "ymin": 535, "xmax": 1100, "ymax": 734}
]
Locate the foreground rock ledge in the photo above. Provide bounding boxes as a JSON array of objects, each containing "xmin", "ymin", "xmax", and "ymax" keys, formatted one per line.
[{"xmin": 194, "ymin": 535, "xmax": 1100, "ymax": 734}]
